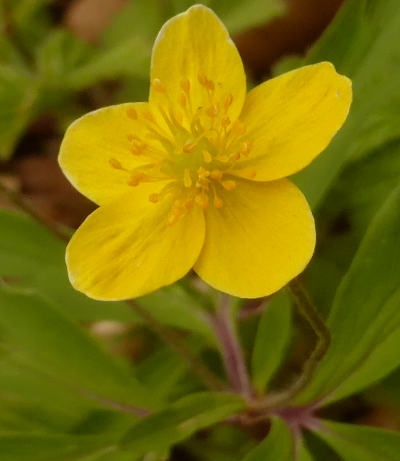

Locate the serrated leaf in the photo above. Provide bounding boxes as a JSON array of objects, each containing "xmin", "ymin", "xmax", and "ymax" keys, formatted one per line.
[
  {"xmin": 314, "ymin": 421, "xmax": 400, "ymax": 461},
  {"xmin": 293, "ymin": 0, "xmax": 400, "ymax": 208},
  {"xmin": 120, "ymin": 392, "xmax": 244, "ymax": 454},
  {"xmin": 242, "ymin": 418, "xmax": 293, "ymax": 461},
  {"xmin": 297, "ymin": 186, "xmax": 400, "ymax": 404},
  {"xmin": 251, "ymin": 290, "xmax": 291, "ymax": 392},
  {"xmin": 0, "ymin": 286, "xmax": 153, "ymax": 410}
]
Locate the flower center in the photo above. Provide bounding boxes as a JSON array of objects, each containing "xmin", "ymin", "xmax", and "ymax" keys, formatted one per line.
[{"xmin": 109, "ymin": 75, "xmax": 255, "ymax": 225}]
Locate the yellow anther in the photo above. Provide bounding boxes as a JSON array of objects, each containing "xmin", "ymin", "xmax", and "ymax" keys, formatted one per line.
[
  {"xmin": 198, "ymin": 74, "xmax": 208, "ymax": 87},
  {"xmin": 195, "ymin": 193, "xmax": 209, "ymax": 209},
  {"xmin": 183, "ymin": 169, "xmax": 192, "ymax": 188},
  {"xmin": 178, "ymin": 93, "xmax": 187, "ymax": 108},
  {"xmin": 180, "ymin": 79, "xmax": 190, "ymax": 94},
  {"xmin": 184, "ymin": 199, "xmax": 194, "ymax": 211},
  {"xmin": 168, "ymin": 211, "xmax": 180, "ymax": 226},
  {"xmin": 230, "ymin": 152, "xmax": 240, "ymax": 161},
  {"xmin": 214, "ymin": 194, "xmax": 223, "ymax": 209},
  {"xmin": 232, "ymin": 120, "xmax": 246, "ymax": 136},
  {"xmin": 182, "ymin": 140, "xmax": 197, "ymax": 154},
  {"xmin": 152, "ymin": 78, "xmax": 165, "ymax": 93},
  {"xmin": 224, "ymin": 93, "xmax": 233, "ymax": 109},
  {"xmin": 198, "ymin": 167, "xmax": 210, "ymax": 179},
  {"xmin": 222, "ymin": 117, "xmax": 231, "ymax": 128},
  {"xmin": 222, "ymin": 180, "xmax": 236, "ymax": 191},
  {"xmin": 210, "ymin": 169, "xmax": 223, "ymax": 180},
  {"xmin": 149, "ymin": 193, "xmax": 159, "ymax": 203},
  {"xmin": 142, "ymin": 110, "xmax": 154, "ymax": 122},
  {"xmin": 127, "ymin": 107, "xmax": 138, "ymax": 120},
  {"xmin": 205, "ymin": 79, "xmax": 215, "ymax": 91},
  {"xmin": 240, "ymin": 141, "xmax": 250, "ymax": 156},
  {"xmin": 241, "ymin": 168, "xmax": 257, "ymax": 179},
  {"xmin": 202, "ymin": 150, "xmax": 212, "ymax": 163},
  {"xmin": 206, "ymin": 103, "xmax": 219, "ymax": 117},
  {"xmin": 173, "ymin": 109, "xmax": 184, "ymax": 125},
  {"xmin": 109, "ymin": 158, "xmax": 123, "ymax": 170},
  {"xmin": 128, "ymin": 172, "xmax": 145, "ymax": 187},
  {"xmin": 130, "ymin": 139, "xmax": 145, "ymax": 155}
]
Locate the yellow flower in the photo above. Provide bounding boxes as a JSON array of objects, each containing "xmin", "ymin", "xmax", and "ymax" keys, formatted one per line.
[{"xmin": 59, "ymin": 5, "xmax": 352, "ymax": 301}]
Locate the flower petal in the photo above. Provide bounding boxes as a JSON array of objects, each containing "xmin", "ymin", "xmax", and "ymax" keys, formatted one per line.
[
  {"xmin": 59, "ymin": 103, "xmax": 165, "ymax": 206},
  {"xmin": 232, "ymin": 62, "xmax": 352, "ymax": 181},
  {"xmin": 150, "ymin": 5, "xmax": 246, "ymax": 123},
  {"xmin": 194, "ymin": 179, "xmax": 315, "ymax": 298},
  {"xmin": 66, "ymin": 190, "xmax": 205, "ymax": 300}
]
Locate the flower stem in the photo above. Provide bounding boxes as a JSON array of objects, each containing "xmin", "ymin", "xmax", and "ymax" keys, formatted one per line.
[
  {"xmin": 0, "ymin": 179, "xmax": 70, "ymax": 242},
  {"xmin": 126, "ymin": 300, "xmax": 226, "ymax": 392},
  {"xmin": 210, "ymin": 295, "xmax": 253, "ymax": 399},
  {"xmin": 260, "ymin": 278, "xmax": 330, "ymax": 408}
]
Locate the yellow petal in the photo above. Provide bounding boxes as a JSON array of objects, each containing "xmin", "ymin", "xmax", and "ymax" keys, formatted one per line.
[
  {"xmin": 59, "ymin": 103, "xmax": 165, "ymax": 206},
  {"xmin": 194, "ymin": 179, "xmax": 315, "ymax": 298},
  {"xmin": 150, "ymin": 5, "xmax": 246, "ymax": 123},
  {"xmin": 232, "ymin": 62, "xmax": 352, "ymax": 181},
  {"xmin": 66, "ymin": 190, "xmax": 205, "ymax": 300}
]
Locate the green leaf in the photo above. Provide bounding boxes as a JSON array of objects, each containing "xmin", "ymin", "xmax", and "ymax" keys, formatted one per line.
[
  {"xmin": 138, "ymin": 285, "xmax": 216, "ymax": 342},
  {"xmin": 298, "ymin": 186, "xmax": 400, "ymax": 404},
  {"xmin": 314, "ymin": 421, "xmax": 400, "ymax": 461},
  {"xmin": 0, "ymin": 66, "xmax": 37, "ymax": 159},
  {"xmin": 251, "ymin": 291, "xmax": 291, "ymax": 392},
  {"xmin": 0, "ymin": 286, "xmax": 153, "ymax": 410},
  {"xmin": 298, "ymin": 442, "xmax": 314, "ymax": 461},
  {"xmin": 242, "ymin": 418, "xmax": 293, "ymax": 461},
  {"xmin": 66, "ymin": 36, "xmax": 150, "ymax": 89},
  {"xmin": 0, "ymin": 209, "xmax": 135, "ymax": 322},
  {"xmin": 101, "ymin": 0, "xmax": 163, "ymax": 47},
  {"xmin": 0, "ymin": 432, "xmax": 112, "ymax": 461},
  {"xmin": 327, "ymin": 325, "xmax": 400, "ymax": 403},
  {"xmin": 293, "ymin": 0, "xmax": 400, "ymax": 208},
  {"xmin": 120, "ymin": 392, "xmax": 244, "ymax": 454},
  {"xmin": 0, "ymin": 209, "xmax": 215, "ymax": 339},
  {"xmin": 170, "ymin": 0, "xmax": 284, "ymax": 34}
]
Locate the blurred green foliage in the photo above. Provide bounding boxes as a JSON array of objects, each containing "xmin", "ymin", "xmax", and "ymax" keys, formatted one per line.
[{"xmin": 0, "ymin": 0, "xmax": 400, "ymax": 460}]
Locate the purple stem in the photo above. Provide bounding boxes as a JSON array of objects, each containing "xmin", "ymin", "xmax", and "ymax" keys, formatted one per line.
[{"xmin": 211, "ymin": 297, "xmax": 253, "ymax": 399}]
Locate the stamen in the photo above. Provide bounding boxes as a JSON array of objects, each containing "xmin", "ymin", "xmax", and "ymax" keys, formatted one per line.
[
  {"xmin": 202, "ymin": 150, "xmax": 212, "ymax": 163},
  {"xmin": 178, "ymin": 93, "xmax": 187, "ymax": 108},
  {"xmin": 222, "ymin": 180, "xmax": 236, "ymax": 191},
  {"xmin": 183, "ymin": 169, "xmax": 192, "ymax": 188},
  {"xmin": 127, "ymin": 107, "xmax": 138, "ymax": 120},
  {"xmin": 149, "ymin": 193, "xmax": 159, "ymax": 203},
  {"xmin": 210, "ymin": 169, "xmax": 223, "ymax": 180},
  {"xmin": 240, "ymin": 141, "xmax": 251, "ymax": 156},
  {"xmin": 180, "ymin": 79, "xmax": 190, "ymax": 94},
  {"xmin": 109, "ymin": 158, "xmax": 124, "ymax": 170},
  {"xmin": 128, "ymin": 172, "xmax": 145, "ymax": 187},
  {"xmin": 195, "ymin": 193, "xmax": 209, "ymax": 209},
  {"xmin": 224, "ymin": 94, "xmax": 233, "ymax": 109},
  {"xmin": 222, "ymin": 117, "xmax": 231, "ymax": 129},
  {"xmin": 182, "ymin": 140, "xmax": 197, "ymax": 154},
  {"xmin": 232, "ymin": 120, "xmax": 246, "ymax": 136},
  {"xmin": 206, "ymin": 103, "xmax": 219, "ymax": 118},
  {"xmin": 214, "ymin": 193, "xmax": 223, "ymax": 209},
  {"xmin": 142, "ymin": 109, "xmax": 155, "ymax": 122},
  {"xmin": 152, "ymin": 78, "xmax": 165, "ymax": 93},
  {"xmin": 197, "ymin": 167, "xmax": 210, "ymax": 179}
]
